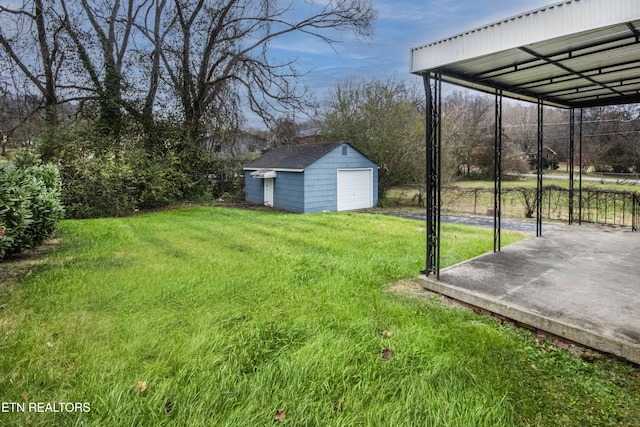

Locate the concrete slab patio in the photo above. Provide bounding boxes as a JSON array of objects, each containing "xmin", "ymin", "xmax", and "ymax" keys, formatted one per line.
[{"xmin": 419, "ymin": 225, "xmax": 640, "ymax": 364}]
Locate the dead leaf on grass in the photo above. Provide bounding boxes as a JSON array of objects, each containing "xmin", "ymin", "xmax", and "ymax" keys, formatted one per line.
[
  {"xmin": 46, "ymin": 342, "xmax": 53, "ymax": 348},
  {"xmin": 136, "ymin": 381, "xmax": 147, "ymax": 396},
  {"xmin": 273, "ymin": 409, "xmax": 286, "ymax": 422},
  {"xmin": 554, "ymin": 338, "xmax": 571, "ymax": 350},
  {"xmin": 381, "ymin": 348, "xmax": 395, "ymax": 360},
  {"xmin": 380, "ymin": 330, "xmax": 393, "ymax": 338},
  {"xmin": 531, "ymin": 364, "xmax": 538, "ymax": 370}
]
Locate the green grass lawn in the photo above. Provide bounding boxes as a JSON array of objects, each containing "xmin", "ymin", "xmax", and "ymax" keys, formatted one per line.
[{"xmin": 0, "ymin": 207, "xmax": 638, "ymax": 426}]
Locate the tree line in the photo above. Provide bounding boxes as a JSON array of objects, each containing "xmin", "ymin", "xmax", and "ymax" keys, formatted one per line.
[
  {"xmin": 2, "ymin": 1, "xmax": 638, "ymax": 217},
  {"xmin": 322, "ymin": 84, "xmax": 640, "ymax": 201}
]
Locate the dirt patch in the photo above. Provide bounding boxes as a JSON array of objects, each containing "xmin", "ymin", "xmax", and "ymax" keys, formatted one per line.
[
  {"xmin": 0, "ymin": 238, "xmax": 61, "ymax": 292},
  {"xmin": 386, "ymin": 278, "xmax": 472, "ymax": 311},
  {"xmin": 212, "ymin": 201, "xmax": 290, "ymax": 213},
  {"xmin": 0, "ymin": 315, "xmax": 16, "ymax": 328},
  {"xmin": 386, "ymin": 278, "xmax": 433, "ymax": 299}
]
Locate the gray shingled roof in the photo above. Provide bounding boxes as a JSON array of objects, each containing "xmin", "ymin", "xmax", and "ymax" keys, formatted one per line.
[{"xmin": 244, "ymin": 141, "xmax": 344, "ymax": 170}]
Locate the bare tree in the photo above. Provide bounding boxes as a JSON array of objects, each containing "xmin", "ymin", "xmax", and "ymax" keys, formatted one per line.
[
  {"xmin": 442, "ymin": 92, "xmax": 530, "ymax": 178},
  {"xmin": 0, "ymin": 0, "xmax": 62, "ymax": 127},
  {"xmin": 57, "ymin": 0, "xmax": 149, "ymax": 137},
  {"xmin": 159, "ymin": 0, "xmax": 375, "ymax": 143},
  {"xmin": 4, "ymin": 0, "xmax": 374, "ymax": 142},
  {"xmin": 582, "ymin": 105, "xmax": 640, "ymax": 173},
  {"xmin": 0, "ymin": 92, "xmax": 43, "ymax": 153},
  {"xmin": 442, "ymin": 91, "xmax": 493, "ymax": 176},
  {"xmin": 268, "ymin": 116, "xmax": 298, "ymax": 147},
  {"xmin": 323, "ymin": 77, "xmax": 425, "ymax": 198},
  {"xmin": 502, "ymin": 104, "xmax": 567, "ymax": 172}
]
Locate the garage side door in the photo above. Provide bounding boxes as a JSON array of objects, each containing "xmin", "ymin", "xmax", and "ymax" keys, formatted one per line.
[{"xmin": 337, "ymin": 169, "xmax": 373, "ymax": 211}]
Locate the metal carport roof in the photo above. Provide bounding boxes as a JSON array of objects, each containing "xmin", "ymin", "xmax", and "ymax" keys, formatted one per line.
[{"xmin": 410, "ymin": 0, "xmax": 640, "ymax": 109}]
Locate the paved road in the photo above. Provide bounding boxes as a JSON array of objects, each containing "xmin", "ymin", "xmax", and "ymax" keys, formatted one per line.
[
  {"xmin": 394, "ymin": 212, "xmax": 559, "ymax": 234},
  {"xmin": 518, "ymin": 173, "xmax": 640, "ymax": 184}
]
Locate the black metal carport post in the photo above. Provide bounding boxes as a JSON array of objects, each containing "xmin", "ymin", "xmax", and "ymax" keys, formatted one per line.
[
  {"xmin": 494, "ymin": 90, "xmax": 502, "ymax": 252},
  {"xmin": 569, "ymin": 107, "xmax": 584, "ymax": 225},
  {"xmin": 579, "ymin": 108, "xmax": 583, "ymax": 225},
  {"xmin": 536, "ymin": 100, "xmax": 544, "ymax": 237},
  {"xmin": 421, "ymin": 72, "xmax": 442, "ymax": 279},
  {"xmin": 569, "ymin": 108, "xmax": 575, "ymax": 224}
]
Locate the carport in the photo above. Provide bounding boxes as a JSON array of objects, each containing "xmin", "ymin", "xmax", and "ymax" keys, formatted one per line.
[{"xmin": 410, "ymin": 0, "xmax": 640, "ymax": 278}]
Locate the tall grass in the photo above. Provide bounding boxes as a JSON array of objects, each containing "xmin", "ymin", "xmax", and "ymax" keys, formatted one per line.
[{"xmin": 0, "ymin": 208, "xmax": 638, "ymax": 426}]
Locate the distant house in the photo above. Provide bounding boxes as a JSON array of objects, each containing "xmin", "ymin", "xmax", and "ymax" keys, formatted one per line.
[{"xmin": 243, "ymin": 141, "xmax": 378, "ymax": 213}]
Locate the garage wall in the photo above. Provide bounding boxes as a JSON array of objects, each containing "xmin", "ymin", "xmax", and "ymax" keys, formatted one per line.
[
  {"xmin": 272, "ymin": 172, "xmax": 305, "ymax": 213},
  {"xmin": 304, "ymin": 143, "xmax": 378, "ymax": 213},
  {"xmin": 244, "ymin": 171, "xmax": 264, "ymax": 204}
]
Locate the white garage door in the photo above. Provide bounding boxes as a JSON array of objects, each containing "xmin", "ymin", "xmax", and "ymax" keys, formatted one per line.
[{"xmin": 337, "ymin": 169, "xmax": 373, "ymax": 211}]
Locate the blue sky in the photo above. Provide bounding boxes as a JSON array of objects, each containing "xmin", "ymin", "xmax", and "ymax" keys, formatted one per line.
[{"xmin": 269, "ymin": 0, "xmax": 556, "ymax": 107}]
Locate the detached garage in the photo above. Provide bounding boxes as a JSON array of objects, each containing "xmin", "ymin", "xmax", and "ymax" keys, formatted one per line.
[{"xmin": 244, "ymin": 141, "xmax": 378, "ymax": 213}]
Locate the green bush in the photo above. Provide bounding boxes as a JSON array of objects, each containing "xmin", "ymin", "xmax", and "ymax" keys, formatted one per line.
[
  {"xmin": 46, "ymin": 124, "xmax": 194, "ymax": 218},
  {"xmin": 60, "ymin": 147, "xmax": 187, "ymax": 218},
  {"xmin": 130, "ymin": 149, "xmax": 186, "ymax": 210},
  {"xmin": 60, "ymin": 150, "xmax": 137, "ymax": 219},
  {"xmin": 0, "ymin": 150, "xmax": 64, "ymax": 260},
  {"xmin": 207, "ymin": 154, "xmax": 255, "ymax": 200}
]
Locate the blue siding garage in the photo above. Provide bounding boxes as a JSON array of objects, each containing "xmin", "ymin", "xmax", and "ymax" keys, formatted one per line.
[{"xmin": 244, "ymin": 142, "xmax": 378, "ymax": 213}]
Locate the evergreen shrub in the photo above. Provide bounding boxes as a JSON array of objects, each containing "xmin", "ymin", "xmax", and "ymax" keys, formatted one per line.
[{"xmin": 0, "ymin": 150, "xmax": 64, "ymax": 260}]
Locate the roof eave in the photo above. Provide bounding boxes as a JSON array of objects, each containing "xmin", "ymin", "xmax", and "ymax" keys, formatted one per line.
[
  {"xmin": 411, "ymin": 0, "xmax": 640, "ymax": 73},
  {"xmin": 243, "ymin": 167, "xmax": 304, "ymax": 173}
]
